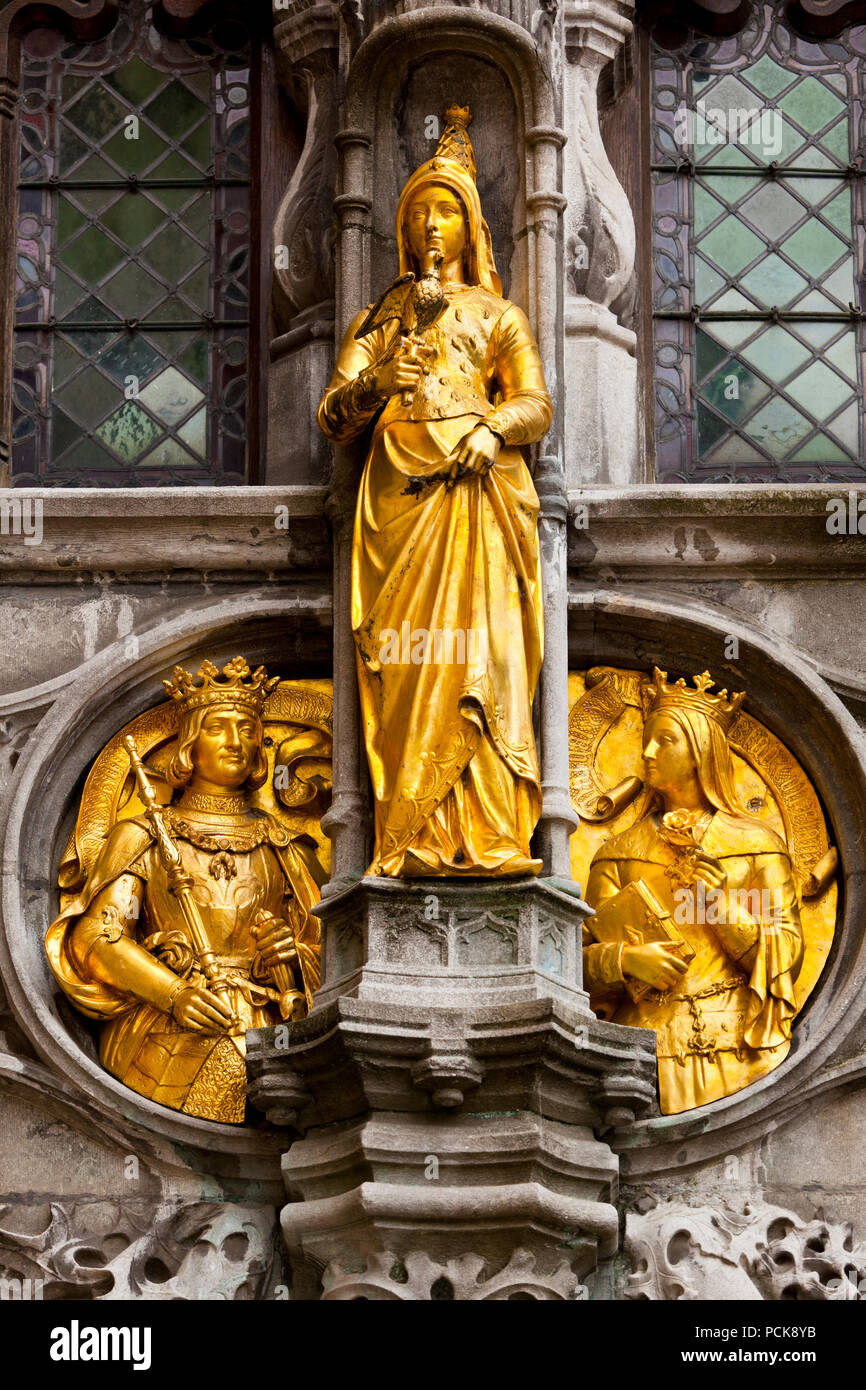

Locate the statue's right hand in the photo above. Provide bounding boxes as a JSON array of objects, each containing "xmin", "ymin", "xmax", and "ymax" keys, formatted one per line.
[
  {"xmin": 171, "ymin": 985, "xmax": 236, "ymax": 1034},
  {"xmin": 372, "ymin": 338, "xmax": 432, "ymax": 398},
  {"xmin": 621, "ymin": 941, "xmax": 689, "ymax": 991}
]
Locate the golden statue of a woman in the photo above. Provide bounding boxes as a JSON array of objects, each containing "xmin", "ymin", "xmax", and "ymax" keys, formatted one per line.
[
  {"xmin": 582, "ymin": 670, "xmax": 805, "ymax": 1115},
  {"xmin": 318, "ymin": 106, "xmax": 552, "ymax": 877},
  {"xmin": 45, "ymin": 658, "xmax": 325, "ymax": 1124}
]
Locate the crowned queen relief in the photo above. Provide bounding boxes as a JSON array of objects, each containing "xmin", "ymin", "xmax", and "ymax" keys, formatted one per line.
[
  {"xmin": 569, "ymin": 667, "xmax": 838, "ymax": 1116},
  {"xmin": 45, "ymin": 659, "xmax": 332, "ymax": 1125}
]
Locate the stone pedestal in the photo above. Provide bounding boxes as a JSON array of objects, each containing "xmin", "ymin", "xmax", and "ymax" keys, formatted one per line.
[
  {"xmin": 266, "ymin": 307, "xmax": 334, "ymax": 486},
  {"xmin": 247, "ymin": 877, "xmax": 656, "ymax": 1300}
]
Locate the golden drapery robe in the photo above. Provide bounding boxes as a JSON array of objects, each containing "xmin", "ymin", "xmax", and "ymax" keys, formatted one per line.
[
  {"xmin": 46, "ymin": 807, "xmax": 323, "ymax": 1122},
  {"xmin": 318, "ymin": 285, "xmax": 552, "ymax": 876},
  {"xmin": 583, "ymin": 810, "xmax": 804, "ymax": 1114}
]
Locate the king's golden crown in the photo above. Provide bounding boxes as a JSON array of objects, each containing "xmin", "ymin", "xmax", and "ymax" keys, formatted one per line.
[
  {"xmin": 646, "ymin": 667, "xmax": 745, "ymax": 733},
  {"xmin": 163, "ymin": 657, "xmax": 279, "ymax": 715}
]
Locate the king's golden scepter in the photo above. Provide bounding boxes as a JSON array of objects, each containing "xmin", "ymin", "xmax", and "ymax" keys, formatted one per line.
[{"xmin": 123, "ymin": 736, "xmax": 244, "ymax": 1049}]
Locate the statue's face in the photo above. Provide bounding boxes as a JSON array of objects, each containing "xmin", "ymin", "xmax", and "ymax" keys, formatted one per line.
[
  {"xmin": 642, "ymin": 712, "xmax": 697, "ymax": 796},
  {"xmin": 405, "ymin": 182, "xmax": 467, "ymax": 269},
  {"xmin": 190, "ymin": 706, "xmax": 261, "ymax": 788}
]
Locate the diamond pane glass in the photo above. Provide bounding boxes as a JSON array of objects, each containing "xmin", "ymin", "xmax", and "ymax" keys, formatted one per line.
[
  {"xmin": 652, "ymin": 1, "xmax": 866, "ymax": 481},
  {"xmin": 12, "ymin": 0, "xmax": 252, "ymax": 486}
]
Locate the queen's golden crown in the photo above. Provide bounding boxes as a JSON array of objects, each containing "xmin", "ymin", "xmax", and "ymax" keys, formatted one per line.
[{"xmin": 646, "ymin": 667, "xmax": 745, "ymax": 733}]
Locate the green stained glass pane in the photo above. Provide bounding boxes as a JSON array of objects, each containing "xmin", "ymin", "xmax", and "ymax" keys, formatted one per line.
[
  {"xmin": 740, "ymin": 255, "xmax": 809, "ymax": 307},
  {"xmin": 95, "ymin": 401, "xmax": 161, "ymax": 461},
  {"xmin": 67, "ymin": 187, "xmax": 117, "ymax": 217},
  {"xmin": 178, "ymin": 405, "xmax": 207, "ymax": 457},
  {"xmin": 139, "ymin": 438, "xmax": 199, "ymax": 468},
  {"xmin": 58, "ymin": 196, "xmax": 87, "ymax": 247},
  {"xmin": 55, "ymin": 365, "xmax": 121, "ymax": 428},
  {"xmin": 148, "ymin": 186, "xmax": 197, "ymax": 214},
  {"xmin": 797, "ymin": 321, "xmax": 845, "ymax": 349},
  {"xmin": 47, "ymin": 438, "xmax": 121, "ymax": 473},
  {"xmin": 102, "ymin": 123, "xmax": 167, "ymax": 176},
  {"xmin": 181, "ymin": 121, "xmax": 210, "ymax": 169},
  {"xmin": 790, "ymin": 360, "xmax": 853, "ymax": 417},
  {"xmin": 50, "ymin": 407, "xmax": 82, "ymax": 461},
  {"xmin": 701, "ymin": 173, "xmax": 761, "ymax": 204},
  {"xmin": 697, "ymin": 402, "xmax": 729, "ymax": 455},
  {"xmin": 711, "ymin": 290, "xmax": 755, "ymax": 313},
  {"xmin": 144, "ymin": 81, "xmax": 206, "ymax": 140},
  {"xmin": 827, "ymin": 401, "xmax": 859, "ymax": 452},
  {"xmin": 820, "ymin": 189, "xmax": 853, "ymax": 236},
  {"xmin": 701, "ymin": 357, "xmax": 770, "ymax": 424},
  {"xmin": 66, "ymin": 83, "xmax": 127, "ymax": 141},
  {"xmin": 696, "ymin": 329, "xmax": 730, "ymax": 383},
  {"xmin": 60, "ymin": 225, "xmax": 126, "ymax": 283},
  {"xmin": 788, "ymin": 148, "xmax": 837, "ymax": 171},
  {"xmin": 53, "ymin": 337, "xmax": 85, "ymax": 387},
  {"xmin": 703, "ymin": 318, "xmax": 760, "ymax": 351},
  {"xmin": 63, "ymin": 297, "xmax": 118, "ymax": 352},
  {"xmin": 744, "ymin": 396, "xmax": 812, "ymax": 458},
  {"xmin": 790, "ymin": 433, "xmax": 848, "ymax": 462},
  {"xmin": 98, "ymin": 335, "xmax": 163, "ymax": 386},
  {"xmin": 145, "ymin": 330, "xmax": 194, "ymax": 357},
  {"xmin": 785, "ymin": 176, "xmax": 843, "ymax": 208},
  {"xmin": 150, "ymin": 151, "xmax": 201, "ymax": 182},
  {"xmin": 143, "ymin": 226, "xmax": 206, "ymax": 282},
  {"xmin": 740, "ymin": 325, "xmax": 811, "ymax": 381},
  {"xmin": 100, "ymin": 263, "xmax": 164, "ymax": 317},
  {"xmin": 106, "ymin": 56, "xmax": 165, "ymax": 106},
  {"xmin": 184, "ymin": 72, "xmax": 211, "ymax": 101},
  {"xmin": 59, "ymin": 123, "xmax": 88, "ymax": 174},
  {"xmin": 782, "ymin": 221, "xmax": 848, "ymax": 277},
  {"xmin": 823, "ymin": 333, "xmax": 857, "ymax": 383},
  {"xmin": 68, "ymin": 152, "xmax": 118, "ymax": 183},
  {"xmin": 778, "ymin": 77, "xmax": 844, "ymax": 133},
  {"xmin": 61, "ymin": 75, "xmax": 90, "ymax": 103},
  {"xmin": 699, "ymin": 216, "xmax": 764, "ymax": 276},
  {"xmin": 818, "ymin": 118, "xmax": 850, "ymax": 165},
  {"xmin": 768, "ymin": 116, "xmax": 808, "ymax": 164},
  {"xmin": 148, "ymin": 293, "xmax": 198, "ymax": 323},
  {"xmin": 101, "ymin": 194, "xmax": 165, "ymax": 247},
  {"xmin": 183, "ymin": 195, "xmax": 211, "ymax": 245},
  {"xmin": 740, "ymin": 184, "xmax": 804, "ymax": 240},
  {"xmin": 822, "ymin": 261, "xmax": 855, "ymax": 305},
  {"xmin": 703, "ymin": 435, "xmax": 766, "ymax": 464},
  {"xmin": 177, "ymin": 264, "xmax": 208, "ymax": 312},
  {"xmin": 695, "ymin": 257, "xmax": 726, "ymax": 303},
  {"xmin": 178, "ymin": 336, "xmax": 207, "ymax": 386},
  {"xmin": 743, "ymin": 54, "xmax": 795, "ymax": 100},
  {"xmin": 694, "ymin": 184, "xmax": 726, "ymax": 235},
  {"xmin": 702, "ymin": 142, "xmax": 763, "ymax": 170},
  {"xmin": 139, "ymin": 366, "xmax": 204, "ymax": 425},
  {"xmin": 55, "ymin": 268, "xmax": 88, "ymax": 318}
]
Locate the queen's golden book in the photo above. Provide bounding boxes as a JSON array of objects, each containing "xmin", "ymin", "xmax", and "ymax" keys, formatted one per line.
[{"xmin": 584, "ymin": 879, "xmax": 695, "ymax": 1001}]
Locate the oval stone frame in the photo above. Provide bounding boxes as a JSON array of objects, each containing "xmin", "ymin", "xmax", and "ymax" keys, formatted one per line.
[
  {"xmin": 0, "ymin": 596, "xmax": 330, "ymax": 1170},
  {"xmin": 570, "ymin": 589, "xmax": 866, "ymax": 1180}
]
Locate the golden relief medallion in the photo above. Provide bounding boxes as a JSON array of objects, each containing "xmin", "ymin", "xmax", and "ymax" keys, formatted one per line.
[
  {"xmin": 45, "ymin": 659, "xmax": 332, "ymax": 1125},
  {"xmin": 569, "ymin": 666, "xmax": 837, "ymax": 1117}
]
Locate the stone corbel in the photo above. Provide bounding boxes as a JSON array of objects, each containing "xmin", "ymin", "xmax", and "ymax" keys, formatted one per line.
[
  {"xmin": 271, "ymin": 4, "xmax": 340, "ymax": 334},
  {"xmin": 0, "ymin": 0, "xmax": 118, "ymax": 486}
]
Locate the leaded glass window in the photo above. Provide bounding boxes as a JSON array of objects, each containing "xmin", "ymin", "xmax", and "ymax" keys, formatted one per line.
[
  {"xmin": 13, "ymin": 1, "xmax": 251, "ymax": 485},
  {"xmin": 651, "ymin": 3, "xmax": 866, "ymax": 481}
]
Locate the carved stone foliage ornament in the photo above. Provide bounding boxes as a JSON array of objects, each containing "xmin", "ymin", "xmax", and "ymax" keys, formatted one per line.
[
  {"xmin": 625, "ymin": 1198, "xmax": 866, "ymax": 1300},
  {"xmin": 570, "ymin": 666, "xmax": 837, "ymax": 1116},
  {"xmin": 44, "ymin": 659, "xmax": 332, "ymax": 1125}
]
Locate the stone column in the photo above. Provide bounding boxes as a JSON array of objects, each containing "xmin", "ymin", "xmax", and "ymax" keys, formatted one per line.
[
  {"xmin": 562, "ymin": 0, "xmax": 640, "ymax": 486},
  {"xmin": 267, "ymin": 4, "xmax": 340, "ymax": 486}
]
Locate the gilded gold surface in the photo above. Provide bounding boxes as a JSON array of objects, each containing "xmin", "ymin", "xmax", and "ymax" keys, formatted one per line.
[
  {"xmin": 318, "ymin": 107, "xmax": 551, "ymax": 877},
  {"xmin": 570, "ymin": 666, "xmax": 836, "ymax": 1116},
  {"xmin": 46, "ymin": 661, "xmax": 332, "ymax": 1124}
]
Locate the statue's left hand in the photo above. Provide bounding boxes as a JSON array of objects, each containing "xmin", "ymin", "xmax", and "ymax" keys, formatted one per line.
[
  {"xmin": 445, "ymin": 422, "xmax": 502, "ymax": 480},
  {"xmin": 252, "ymin": 912, "xmax": 299, "ymax": 969}
]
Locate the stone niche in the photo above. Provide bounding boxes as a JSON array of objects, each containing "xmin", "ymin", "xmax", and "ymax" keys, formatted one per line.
[{"xmin": 370, "ymin": 54, "xmax": 522, "ymax": 302}]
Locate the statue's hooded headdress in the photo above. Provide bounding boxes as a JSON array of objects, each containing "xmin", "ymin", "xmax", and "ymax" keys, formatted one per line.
[{"xmin": 395, "ymin": 105, "xmax": 502, "ymax": 295}]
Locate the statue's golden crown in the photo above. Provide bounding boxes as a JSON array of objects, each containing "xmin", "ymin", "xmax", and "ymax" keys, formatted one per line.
[
  {"xmin": 428, "ymin": 104, "xmax": 477, "ymax": 182},
  {"xmin": 646, "ymin": 667, "xmax": 745, "ymax": 733},
  {"xmin": 163, "ymin": 657, "xmax": 279, "ymax": 716}
]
